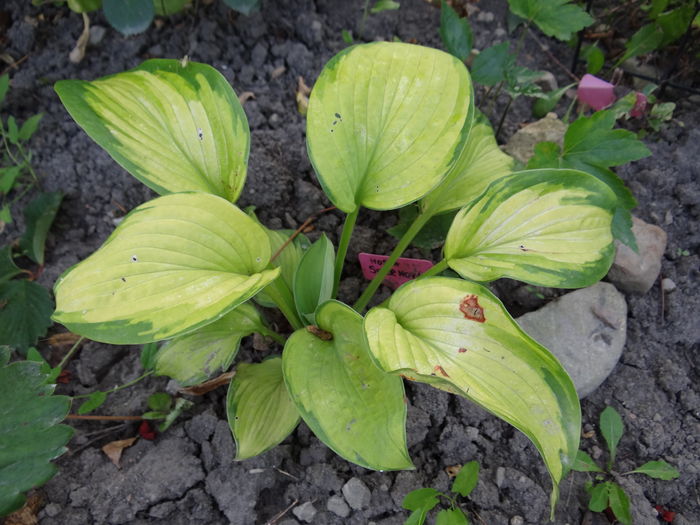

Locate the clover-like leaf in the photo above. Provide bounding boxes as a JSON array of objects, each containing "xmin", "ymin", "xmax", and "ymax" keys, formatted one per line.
[
  {"xmin": 307, "ymin": 42, "xmax": 473, "ymax": 213},
  {"xmin": 507, "ymin": 0, "xmax": 593, "ymax": 41},
  {"xmin": 56, "ymin": 59, "xmax": 250, "ymax": 202},
  {"xmin": 0, "ymin": 280, "xmax": 53, "ymax": 350},
  {"xmin": 444, "ymin": 169, "xmax": 616, "ymax": 288},
  {"xmin": 0, "ymin": 358, "xmax": 73, "ymax": 516},
  {"xmin": 19, "ymin": 191, "xmax": 63, "ymax": 265},
  {"xmin": 364, "ymin": 277, "xmax": 580, "ymax": 506},
  {"xmin": 53, "ymin": 193, "xmax": 279, "ymax": 344},
  {"xmin": 283, "ymin": 300, "xmax": 412, "ymax": 470},
  {"xmin": 421, "ymin": 116, "xmax": 513, "ymax": 216},
  {"xmin": 227, "ymin": 357, "xmax": 300, "ymax": 460}
]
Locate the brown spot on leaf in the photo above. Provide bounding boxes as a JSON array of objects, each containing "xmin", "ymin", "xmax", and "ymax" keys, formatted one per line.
[
  {"xmin": 458, "ymin": 347, "xmax": 468, "ymax": 353},
  {"xmin": 306, "ymin": 325, "xmax": 333, "ymax": 341},
  {"xmin": 400, "ymin": 374, "xmax": 417, "ymax": 381},
  {"xmin": 434, "ymin": 365, "xmax": 450, "ymax": 378},
  {"xmin": 460, "ymin": 294, "xmax": 485, "ymax": 323}
]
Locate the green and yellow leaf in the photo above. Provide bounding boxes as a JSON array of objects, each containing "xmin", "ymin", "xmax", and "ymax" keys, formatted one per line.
[
  {"xmin": 307, "ymin": 42, "xmax": 474, "ymax": 213},
  {"xmin": 53, "ymin": 193, "xmax": 279, "ymax": 344},
  {"xmin": 444, "ymin": 169, "xmax": 616, "ymax": 288},
  {"xmin": 421, "ymin": 116, "xmax": 513, "ymax": 216},
  {"xmin": 227, "ymin": 357, "xmax": 300, "ymax": 460},
  {"xmin": 363, "ymin": 277, "xmax": 580, "ymax": 505},
  {"xmin": 283, "ymin": 300, "xmax": 412, "ymax": 470},
  {"xmin": 155, "ymin": 303, "xmax": 266, "ymax": 386},
  {"xmin": 55, "ymin": 59, "xmax": 250, "ymax": 202}
]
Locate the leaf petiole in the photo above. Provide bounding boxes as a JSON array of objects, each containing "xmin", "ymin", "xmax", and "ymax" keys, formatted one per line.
[{"xmin": 353, "ymin": 210, "xmax": 431, "ymax": 313}]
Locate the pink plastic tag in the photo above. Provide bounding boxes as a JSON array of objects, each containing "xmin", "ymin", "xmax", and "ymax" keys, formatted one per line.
[
  {"xmin": 358, "ymin": 253, "xmax": 433, "ymax": 289},
  {"xmin": 577, "ymin": 74, "xmax": 616, "ymax": 110}
]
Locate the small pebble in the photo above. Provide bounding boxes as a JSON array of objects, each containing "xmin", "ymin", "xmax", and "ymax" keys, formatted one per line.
[
  {"xmin": 662, "ymin": 278, "xmax": 677, "ymax": 292},
  {"xmin": 495, "ymin": 466, "xmax": 505, "ymax": 488},
  {"xmin": 510, "ymin": 516, "xmax": 525, "ymax": 525}
]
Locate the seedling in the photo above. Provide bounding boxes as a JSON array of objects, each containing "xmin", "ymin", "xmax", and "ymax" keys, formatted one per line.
[
  {"xmin": 572, "ymin": 406, "xmax": 680, "ymax": 525},
  {"xmin": 0, "ymin": 74, "xmax": 44, "ymax": 226},
  {"xmin": 36, "ymin": 42, "xmax": 629, "ymax": 519},
  {"xmin": 402, "ymin": 461, "xmax": 479, "ymax": 524}
]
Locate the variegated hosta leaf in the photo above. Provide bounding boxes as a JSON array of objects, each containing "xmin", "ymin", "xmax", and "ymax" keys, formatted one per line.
[
  {"xmin": 444, "ymin": 168, "xmax": 616, "ymax": 288},
  {"xmin": 283, "ymin": 300, "xmax": 412, "ymax": 470},
  {"xmin": 421, "ymin": 116, "xmax": 514, "ymax": 216},
  {"xmin": 227, "ymin": 357, "xmax": 300, "ymax": 460},
  {"xmin": 306, "ymin": 42, "xmax": 474, "ymax": 213},
  {"xmin": 55, "ymin": 59, "xmax": 250, "ymax": 202},
  {"xmin": 363, "ymin": 277, "xmax": 580, "ymax": 504},
  {"xmin": 255, "ymin": 228, "xmax": 309, "ymax": 308},
  {"xmin": 155, "ymin": 303, "xmax": 265, "ymax": 386},
  {"xmin": 53, "ymin": 193, "xmax": 280, "ymax": 344}
]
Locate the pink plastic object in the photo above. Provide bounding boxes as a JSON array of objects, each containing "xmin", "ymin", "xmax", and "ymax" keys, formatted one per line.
[
  {"xmin": 630, "ymin": 92, "xmax": 648, "ymax": 118},
  {"xmin": 577, "ymin": 74, "xmax": 616, "ymax": 110},
  {"xmin": 358, "ymin": 253, "xmax": 433, "ymax": 289}
]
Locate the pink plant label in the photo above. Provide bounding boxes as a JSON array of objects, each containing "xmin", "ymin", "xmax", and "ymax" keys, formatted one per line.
[
  {"xmin": 358, "ymin": 253, "xmax": 433, "ymax": 289},
  {"xmin": 577, "ymin": 74, "xmax": 616, "ymax": 110}
]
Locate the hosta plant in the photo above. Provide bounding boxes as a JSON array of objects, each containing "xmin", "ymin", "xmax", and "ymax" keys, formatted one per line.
[{"xmin": 51, "ymin": 42, "xmax": 621, "ymax": 514}]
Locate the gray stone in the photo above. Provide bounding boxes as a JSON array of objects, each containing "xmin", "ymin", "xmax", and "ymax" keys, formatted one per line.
[
  {"xmin": 89, "ymin": 25, "xmax": 106, "ymax": 45},
  {"xmin": 662, "ymin": 277, "xmax": 677, "ymax": 292},
  {"xmin": 510, "ymin": 516, "xmax": 525, "ymax": 525},
  {"xmin": 292, "ymin": 501, "xmax": 318, "ymax": 523},
  {"xmin": 251, "ymin": 42, "xmax": 268, "ymax": 68},
  {"xmin": 342, "ymin": 477, "xmax": 372, "ymax": 510},
  {"xmin": 327, "ymin": 494, "xmax": 351, "ymax": 518},
  {"xmin": 517, "ymin": 282, "xmax": 627, "ymax": 398},
  {"xmin": 503, "ymin": 113, "xmax": 566, "ymax": 164},
  {"xmin": 607, "ymin": 216, "xmax": 667, "ymax": 294},
  {"xmin": 44, "ymin": 503, "xmax": 62, "ymax": 517}
]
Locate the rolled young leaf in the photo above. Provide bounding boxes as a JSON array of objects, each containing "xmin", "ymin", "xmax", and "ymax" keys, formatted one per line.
[
  {"xmin": 155, "ymin": 302, "xmax": 266, "ymax": 386},
  {"xmin": 363, "ymin": 277, "xmax": 580, "ymax": 505},
  {"xmin": 444, "ymin": 169, "xmax": 616, "ymax": 288},
  {"xmin": 227, "ymin": 357, "xmax": 300, "ymax": 460},
  {"xmin": 306, "ymin": 42, "xmax": 474, "ymax": 213},
  {"xmin": 283, "ymin": 300, "xmax": 412, "ymax": 470},
  {"xmin": 53, "ymin": 193, "xmax": 280, "ymax": 344},
  {"xmin": 293, "ymin": 234, "xmax": 335, "ymax": 325},
  {"xmin": 55, "ymin": 59, "xmax": 250, "ymax": 202}
]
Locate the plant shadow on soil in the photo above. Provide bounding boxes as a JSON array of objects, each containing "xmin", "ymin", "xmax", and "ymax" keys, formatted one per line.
[{"xmin": 1, "ymin": 0, "xmax": 698, "ymax": 524}]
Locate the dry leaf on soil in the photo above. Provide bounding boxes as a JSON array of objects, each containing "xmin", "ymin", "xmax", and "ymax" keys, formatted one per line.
[{"xmin": 101, "ymin": 436, "xmax": 138, "ymax": 468}]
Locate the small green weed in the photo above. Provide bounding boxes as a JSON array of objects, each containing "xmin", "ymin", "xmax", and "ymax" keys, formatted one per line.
[
  {"xmin": 403, "ymin": 461, "xmax": 479, "ymax": 524},
  {"xmin": 572, "ymin": 406, "xmax": 680, "ymax": 525}
]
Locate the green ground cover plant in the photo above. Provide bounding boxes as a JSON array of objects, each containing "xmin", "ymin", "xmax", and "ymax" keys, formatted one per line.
[{"xmin": 572, "ymin": 406, "xmax": 680, "ymax": 525}]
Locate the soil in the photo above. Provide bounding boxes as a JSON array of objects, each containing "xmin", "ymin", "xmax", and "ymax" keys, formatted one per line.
[{"xmin": 1, "ymin": 1, "xmax": 698, "ymax": 524}]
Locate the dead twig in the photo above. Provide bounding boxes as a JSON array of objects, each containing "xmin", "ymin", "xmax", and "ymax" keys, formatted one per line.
[
  {"xmin": 270, "ymin": 206, "xmax": 336, "ymax": 262},
  {"xmin": 265, "ymin": 499, "xmax": 299, "ymax": 525},
  {"xmin": 67, "ymin": 414, "xmax": 144, "ymax": 421},
  {"xmin": 179, "ymin": 371, "xmax": 235, "ymax": 396}
]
